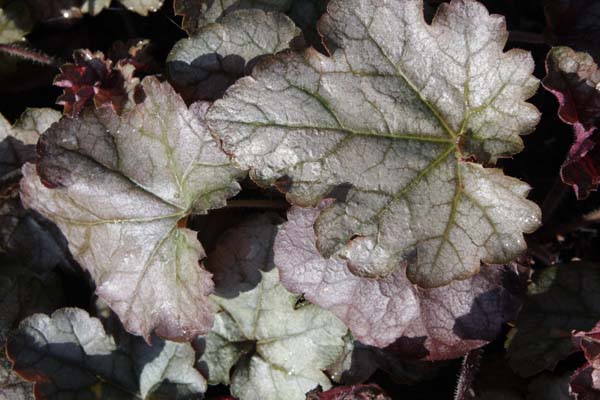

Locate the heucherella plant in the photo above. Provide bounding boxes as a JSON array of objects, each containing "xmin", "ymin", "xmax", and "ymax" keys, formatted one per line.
[{"xmin": 2, "ymin": 0, "xmax": 599, "ymax": 398}]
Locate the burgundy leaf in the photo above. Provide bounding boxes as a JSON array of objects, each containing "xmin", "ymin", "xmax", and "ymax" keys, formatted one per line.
[
  {"xmin": 543, "ymin": 46, "xmax": 600, "ymax": 198},
  {"xmin": 274, "ymin": 202, "xmax": 521, "ymax": 358},
  {"xmin": 571, "ymin": 323, "xmax": 600, "ymax": 399},
  {"xmin": 54, "ymin": 49, "xmax": 139, "ymax": 117}
]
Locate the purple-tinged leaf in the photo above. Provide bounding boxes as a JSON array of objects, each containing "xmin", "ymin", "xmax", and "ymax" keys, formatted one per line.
[
  {"xmin": 20, "ymin": 77, "xmax": 244, "ymax": 341},
  {"xmin": 543, "ymin": 46, "xmax": 600, "ymax": 198},
  {"xmin": 571, "ymin": 323, "xmax": 600, "ymax": 399},
  {"xmin": 274, "ymin": 203, "xmax": 521, "ymax": 357}
]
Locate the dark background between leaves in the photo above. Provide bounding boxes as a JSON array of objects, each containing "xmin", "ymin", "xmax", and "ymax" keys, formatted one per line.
[{"xmin": 1, "ymin": 0, "xmax": 599, "ymax": 398}]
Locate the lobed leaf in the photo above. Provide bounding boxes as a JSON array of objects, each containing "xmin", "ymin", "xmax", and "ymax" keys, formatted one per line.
[
  {"xmin": 198, "ymin": 214, "xmax": 347, "ymax": 400},
  {"xmin": 275, "ymin": 202, "xmax": 521, "ymax": 354},
  {"xmin": 20, "ymin": 77, "xmax": 244, "ymax": 341},
  {"xmin": 208, "ymin": 0, "xmax": 542, "ymax": 288},
  {"xmin": 6, "ymin": 308, "xmax": 206, "ymax": 399},
  {"xmin": 570, "ymin": 323, "xmax": 600, "ymax": 399},
  {"xmin": 543, "ymin": 46, "xmax": 600, "ymax": 199},
  {"xmin": 168, "ymin": 9, "xmax": 300, "ymax": 102}
]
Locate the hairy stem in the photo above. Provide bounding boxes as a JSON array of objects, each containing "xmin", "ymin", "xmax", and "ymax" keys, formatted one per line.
[{"xmin": 0, "ymin": 44, "xmax": 60, "ymax": 67}]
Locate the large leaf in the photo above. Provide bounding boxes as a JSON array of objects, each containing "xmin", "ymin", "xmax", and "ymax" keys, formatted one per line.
[
  {"xmin": 275, "ymin": 202, "xmax": 521, "ymax": 355},
  {"xmin": 198, "ymin": 214, "xmax": 347, "ymax": 400},
  {"xmin": 20, "ymin": 77, "xmax": 244, "ymax": 341},
  {"xmin": 507, "ymin": 262, "xmax": 600, "ymax": 377},
  {"xmin": 6, "ymin": 308, "xmax": 206, "ymax": 399},
  {"xmin": 543, "ymin": 46, "xmax": 600, "ymax": 199},
  {"xmin": 167, "ymin": 9, "xmax": 300, "ymax": 102},
  {"xmin": 173, "ymin": 0, "xmax": 293, "ymax": 34},
  {"xmin": 207, "ymin": 0, "xmax": 541, "ymax": 288}
]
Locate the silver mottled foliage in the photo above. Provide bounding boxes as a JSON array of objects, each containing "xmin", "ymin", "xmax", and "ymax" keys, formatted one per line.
[
  {"xmin": 20, "ymin": 77, "xmax": 244, "ymax": 341},
  {"xmin": 168, "ymin": 9, "xmax": 299, "ymax": 101},
  {"xmin": 200, "ymin": 215, "xmax": 347, "ymax": 400},
  {"xmin": 7, "ymin": 308, "xmax": 206, "ymax": 399},
  {"xmin": 208, "ymin": 0, "xmax": 541, "ymax": 287}
]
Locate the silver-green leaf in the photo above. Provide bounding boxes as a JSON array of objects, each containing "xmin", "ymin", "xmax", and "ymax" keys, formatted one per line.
[
  {"xmin": 207, "ymin": 0, "xmax": 541, "ymax": 288},
  {"xmin": 199, "ymin": 214, "xmax": 347, "ymax": 400}
]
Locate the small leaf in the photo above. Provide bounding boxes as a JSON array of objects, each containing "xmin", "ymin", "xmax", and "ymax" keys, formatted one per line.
[
  {"xmin": 173, "ymin": 0, "xmax": 293, "ymax": 34},
  {"xmin": 507, "ymin": 262, "xmax": 600, "ymax": 377},
  {"xmin": 168, "ymin": 9, "xmax": 300, "ymax": 102},
  {"xmin": 21, "ymin": 77, "xmax": 244, "ymax": 341},
  {"xmin": 275, "ymin": 203, "xmax": 521, "ymax": 356},
  {"xmin": 208, "ymin": 0, "xmax": 541, "ymax": 288},
  {"xmin": 198, "ymin": 214, "xmax": 347, "ymax": 400},
  {"xmin": 54, "ymin": 49, "xmax": 139, "ymax": 117},
  {"xmin": 6, "ymin": 308, "xmax": 206, "ymax": 399},
  {"xmin": 543, "ymin": 46, "xmax": 600, "ymax": 199}
]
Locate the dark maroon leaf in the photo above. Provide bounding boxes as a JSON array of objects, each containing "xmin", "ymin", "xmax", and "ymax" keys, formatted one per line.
[
  {"xmin": 274, "ymin": 202, "xmax": 521, "ymax": 358},
  {"xmin": 571, "ymin": 323, "xmax": 600, "ymax": 399}
]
